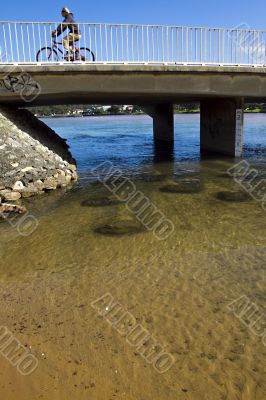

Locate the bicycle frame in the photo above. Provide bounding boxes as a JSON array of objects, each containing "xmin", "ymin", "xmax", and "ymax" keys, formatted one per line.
[
  {"xmin": 52, "ymin": 40, "xmax": 80, "ymax": 54},
  {"xmin": 36, "ymin": 38, "xmax": 95, "ymax": 63},
  {"xmin": 52, "ymin": 41, "xmax": 65, "ymax": 55}
]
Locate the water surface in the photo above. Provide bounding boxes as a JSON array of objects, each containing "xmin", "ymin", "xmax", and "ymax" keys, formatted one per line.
[{"xmin": 0, "ymin": 114, "xmax": 265, "ymax": 400}]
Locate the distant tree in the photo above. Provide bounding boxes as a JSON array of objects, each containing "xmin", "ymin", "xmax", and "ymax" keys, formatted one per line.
[
  {"xmin": 249, "ymin": 105, "xmax": 257, "ymax": 110},
  {"xmin": 260, "ymin": 104, "xmax": 266, "ymax": 113},
  {"xmin": 181, "ymin": 103, "xmax": 199, "ymax": 110},
  {"xmin": 108, "ymin": 105, "xmax": 121, "ymax": 114},
  {"xmin": 93, "ymin": 107, "xmax": 105, "ymax": 115},
  {"xmin": 132, "ymin": 105, "xmax": 142, "ymax": 114}
]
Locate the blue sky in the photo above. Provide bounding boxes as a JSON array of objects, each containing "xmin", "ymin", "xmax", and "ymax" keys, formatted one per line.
[{"xmin": 1, "ymin": 0, "xmax": 266, "ymax": 29}]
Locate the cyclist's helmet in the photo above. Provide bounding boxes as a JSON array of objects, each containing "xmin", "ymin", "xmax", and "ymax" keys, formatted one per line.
[{"xmin": 61, "ymin": 7, "xmax": 70, "ymax": 15}]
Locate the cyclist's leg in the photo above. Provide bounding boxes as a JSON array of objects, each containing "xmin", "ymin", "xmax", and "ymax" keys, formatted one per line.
[
  {"xmin": 62, "ymin": 35, "xmax": 70, "ymax": 51},
  {"xmin": 62, "ymin": 34, "xmax": 81, "ymax": 60},
  {"xmin": 70, "ymin": 34, "xmax": 81, "ymax": 60},
  {"xmin": 63, "ymin": 34, "xmax": 74, "ymax": 60},
  {"xmin": 74, "ymin": 34, "xmax": 82, "ymax": 42}
]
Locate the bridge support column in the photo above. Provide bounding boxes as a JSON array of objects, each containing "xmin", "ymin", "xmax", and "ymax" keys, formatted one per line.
[
  {"xmin": 142, "ymin": 104, "xmax": 174, "ymax": 142},
  {"xmin": 200, "ymin": 98, "xmax": 244, "ymax": 157}
]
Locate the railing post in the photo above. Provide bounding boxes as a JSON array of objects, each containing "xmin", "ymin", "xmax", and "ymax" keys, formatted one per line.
[
  {"xmin": 99, "ymin": 24, "xmax": 103, "ymax": 62},
  {"xmin": 186, "ymin": 27, "xmax": 188, "ymax": 63},
  {"xmin": 14, "ymin": 23, "xmax": 19, "ymax": 62},
  {"xmin": 115, "ymin": 25, "xmax": 118, "ymax": 62},
  {"xmin": 94, "ymin": 24, "xmax": 97, "ymax": 62},
  {"xmin": 121, "ymin": 25, "xmax": 124, "ymax": 62},
  {"xmin": 131, "ymin": 25, "xmax": 134, "ymax": 62},
  {"xmin": 176, "ymin": 27, "xmax": 178, "ymax": 63},
  {"xmin": 8, "ymin": 23, "xmax": 14, "ymax": 63},
  {"xmin": 136, "ymin": 26, "xmax": 139, "ymax": 62}
]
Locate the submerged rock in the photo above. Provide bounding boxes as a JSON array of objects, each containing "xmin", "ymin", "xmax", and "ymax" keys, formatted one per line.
[
  {"xmin": 142, "ymin": 174, "xmax": 167, "ymax": 183},
  {"xmin": 160, "ymin": 179, "xmax": 202, "ymax": 194},
  {"xmin": 217, "ymin": 172, "xmax": 249, "ymax": 181},
  {"xmin": 81, "ymin": 195, "xmax": 122, "ymax": 208},
  {"xmin": 216, "ymin": 191, "xmax": 252, "ymax": 202},
  {"xmin": 0, "ymin": 203, "xmax": 27, "ymax": 221},
  {"xmin": 94, "ymin": 219, "xmax": 144, "ymax": 236}
]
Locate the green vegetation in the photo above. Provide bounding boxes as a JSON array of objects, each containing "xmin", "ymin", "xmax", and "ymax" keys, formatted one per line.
[
  {"xmin": 174, "ymin": 104, "xmax": 200, "ymax": 114},
  {"xmin": 245, "ymin": 103, "xmax": 266, "ymax": 113}
]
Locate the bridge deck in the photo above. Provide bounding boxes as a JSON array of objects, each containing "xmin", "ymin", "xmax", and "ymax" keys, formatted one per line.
[
  {"xmin": 1, "ymin": 65, "xmax": 266, "ymax": 106},
  {"xmin": 1, "ymin": 65, "xmax": 266, "ymax": 72}
]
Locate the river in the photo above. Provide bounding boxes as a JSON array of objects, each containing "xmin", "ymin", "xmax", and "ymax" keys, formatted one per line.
[{"xmin": 0, "ymin": 114, "xmax": 265, "ymax": 400}]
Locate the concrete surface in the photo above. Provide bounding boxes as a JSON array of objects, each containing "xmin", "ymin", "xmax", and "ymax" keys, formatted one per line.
[
  {"xmin": 200, "ymin": 98, "xmax": 244, "ymax": 157},
  {"xmin": 0, "ymin": 65, "xmax": 266, "ymax": 106}
]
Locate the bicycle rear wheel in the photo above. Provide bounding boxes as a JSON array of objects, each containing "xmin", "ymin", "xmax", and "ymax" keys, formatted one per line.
[
  {"xmin": 36, "ymin": 47, "xmax": 60, "ymax": 62},
  {"xmin": 79, "ymin": 47, "xmax": 95, "ymax": 62}
]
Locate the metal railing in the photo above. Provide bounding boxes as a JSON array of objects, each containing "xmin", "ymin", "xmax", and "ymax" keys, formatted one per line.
[{"xmin": 0, "ymin": 21, "xmax": 266, "ymax": 66}]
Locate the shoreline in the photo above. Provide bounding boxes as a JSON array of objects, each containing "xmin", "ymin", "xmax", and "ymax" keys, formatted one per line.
[
  {"xmin": 39, "ymin": 110, "xmax": 266, "ymax": 118},
  {"xmin": 39, "ymin": 111, "xmax": 200, "ymax": 118}
]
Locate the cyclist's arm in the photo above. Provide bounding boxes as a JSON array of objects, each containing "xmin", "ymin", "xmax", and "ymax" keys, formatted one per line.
[
  {"xmin": 54, "ymin": 18, "xmax": 68, "ymax": 37},
  {"xmin": 53, "ymin": 14, "xmax": 77, "ymax": 37}
]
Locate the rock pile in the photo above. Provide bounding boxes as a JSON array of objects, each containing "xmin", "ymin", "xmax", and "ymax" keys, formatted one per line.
[{"xmin": 0, "ymin": 106, "xmax": 78, "ymax": 201}]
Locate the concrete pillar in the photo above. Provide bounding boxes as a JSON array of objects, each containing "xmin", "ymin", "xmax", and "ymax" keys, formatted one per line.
[
  {"xmin": 142, "ymin": 104, "xmax": 174, "ymax": 142},
  {"xmin": 200, "ymin": 98, "xmax": 244, "ymax": 157}
]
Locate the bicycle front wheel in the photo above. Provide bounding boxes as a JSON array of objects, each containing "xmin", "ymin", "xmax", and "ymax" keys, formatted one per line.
[
  {"xmin": 36, "ymin": 47, "xmax": 60, "ymax": 62},
  {"xmin": 79, "ymin": 47, "xmax": 95, "ymax": 62}
]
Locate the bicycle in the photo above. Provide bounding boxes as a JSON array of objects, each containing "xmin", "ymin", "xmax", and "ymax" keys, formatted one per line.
[{"xmin": 36, "ymin": 39, "xmax": 95, "ymax": 62}]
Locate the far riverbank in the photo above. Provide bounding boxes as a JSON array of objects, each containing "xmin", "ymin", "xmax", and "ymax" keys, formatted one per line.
[{"xmin": 38, "ymin": 109, "xmax": 266, "ymax": 118}]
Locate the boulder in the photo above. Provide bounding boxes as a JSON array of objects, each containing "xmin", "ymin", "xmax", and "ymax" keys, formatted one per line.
[
  {"xmin": 13, "ymin": 180, "xmax": 26, "ymax": 191},
  {"xmin": 43, "ymin": 177, "xmax": 58, "ymax": 190},
  {"xmin": 56, "ymin": 170, "xmax": 66, "ymax": 177},
  {"xmin": 65, "ymin": 175, "xmax": 72, "ymax": 185},
  {"xmin": 34, "ymin": 180, "xmax": 45, "ymax": 191},
  {"xmin": 0, "ymin": 190, "xmax": 21, "ymax": 201},
  {"xmin": 68, "ymin": 164, "xmax": 77, "ymax": 172},
  {"xmin": 56, "ymin": 176, "xmax": 67, "ymax": 187}
]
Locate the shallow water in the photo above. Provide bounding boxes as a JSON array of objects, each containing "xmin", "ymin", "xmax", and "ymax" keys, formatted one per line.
[{"xmin": 0, "ymin": 114, "xmax": 265, "ymax": 400}]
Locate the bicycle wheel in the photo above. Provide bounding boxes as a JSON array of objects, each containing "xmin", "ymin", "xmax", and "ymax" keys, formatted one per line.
[
  {"xmin": 79, "ymin": 47, "xmax": 95, "ymax": 62},
  {"xmin": 36, "ymin": 47, "xmax": 60, "ymax": 62}
]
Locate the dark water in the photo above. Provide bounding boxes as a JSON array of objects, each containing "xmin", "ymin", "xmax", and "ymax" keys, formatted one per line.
[{"xmin": 0, "ymin": 114, "xmax": 265, "ymax": 400}]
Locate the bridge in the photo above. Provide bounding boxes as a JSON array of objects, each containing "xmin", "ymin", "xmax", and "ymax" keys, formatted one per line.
[{"xmin": 1, "ymin": 22, "xmax": 266, "ymax": 156}]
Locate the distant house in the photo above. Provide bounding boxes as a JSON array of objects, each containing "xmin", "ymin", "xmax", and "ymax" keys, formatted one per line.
[
  {"xmin": 72, "ymin": 109, "xmax": 84, "ymax": 115},
  {"xmin": 125, "ymin": 105, "xmax": 133, "ymax": 113}
]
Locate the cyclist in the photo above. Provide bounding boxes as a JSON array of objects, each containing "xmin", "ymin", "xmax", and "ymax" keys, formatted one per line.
[{"xmin": 51, "ymin": 8, "xmax": 81, "ymax": 60}]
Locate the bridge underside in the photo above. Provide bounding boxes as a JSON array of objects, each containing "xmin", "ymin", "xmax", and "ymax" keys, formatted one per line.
[{"xmin": 1, "ymin": 65, "xmax": 266, "ymax": 157}]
